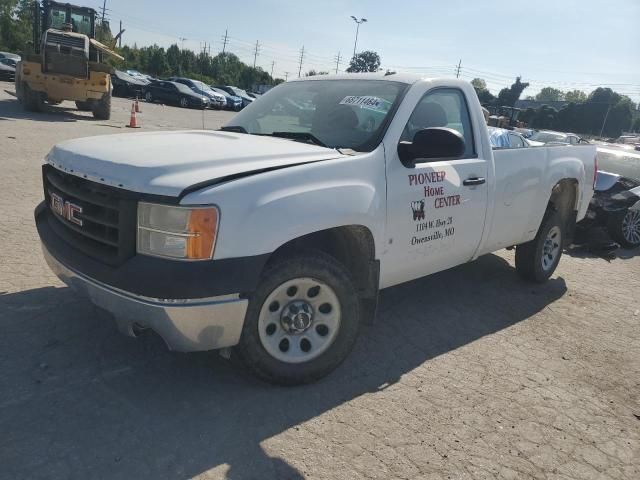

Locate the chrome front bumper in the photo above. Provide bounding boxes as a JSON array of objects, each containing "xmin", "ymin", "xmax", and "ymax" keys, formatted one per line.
[{"xmin": 42, "ymin": 245, "xmax": 248, "ymax": 352}]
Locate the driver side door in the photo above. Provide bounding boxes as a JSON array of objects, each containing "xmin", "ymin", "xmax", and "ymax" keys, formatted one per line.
[{"xmin": 382, "ymin": 87, "xmax": 489, "ymax": 287}]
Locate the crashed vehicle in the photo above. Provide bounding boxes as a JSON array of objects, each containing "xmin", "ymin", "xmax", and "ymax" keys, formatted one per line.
[{"xmin": 579, "ymin": 171, "xmax": 640, "ymax": 249}]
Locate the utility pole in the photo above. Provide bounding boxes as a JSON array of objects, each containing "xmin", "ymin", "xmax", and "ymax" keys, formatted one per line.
[
  {"xmin": 253, "ymin": 40, "xmax": 260, "ymax": 68},
  {"xmin": 270, "ymin": 61, "xmax": 275, "ymax": 79},
  {"xmin": 118, "ymin": 20, "xmax": 122, "ymax": 48},
  {"xmin": 284, "ymin": 72, "xmax": 289, "ymax": 81},
  {"xmin": 101, "ymin": 0, "xmax": 106, "ymax": 24},
  {"xmin": 334, "ymin": 51, "xmax": 341, "ymax": 74},
  {"xmin": 350, "ymin": 16, "xmax": 367, "ymax": 61},
  {"xmin": 455, "ymin": 59, "xmax": 462, "ymax": 78},
  {"xmin": 179, "ymin": 37, "xmax": 187, "ymax": 50},
  {"xmin": 221, "ymin": 29, "xmax": 228, "ymax": 54},
  {"xmin": 298, "ymin": 45, "xmax": 305, "ymax": 77},
  {"xmin": 599, "ymin": 103, "xmax": 612, "ymax": 138}
]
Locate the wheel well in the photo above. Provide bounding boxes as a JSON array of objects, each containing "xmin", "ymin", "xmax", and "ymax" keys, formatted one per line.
[
  {"xmin": 548, "ymin": 179, "xmax": 578, "ymax": 220},
  {"xmin": 266, "ymin": 226, "xmax": 379, "ymax": 322}
]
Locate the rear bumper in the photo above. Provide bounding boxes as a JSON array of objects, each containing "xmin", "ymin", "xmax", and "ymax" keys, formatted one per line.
[{"xmin": 42, "ymin": 243, "xmax": 248, "ymax": 352}]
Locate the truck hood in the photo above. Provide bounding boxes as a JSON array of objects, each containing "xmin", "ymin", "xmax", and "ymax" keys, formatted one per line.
[{"xmin": 46, "ymin": 130, "xmax": 343, "ymax": 197}]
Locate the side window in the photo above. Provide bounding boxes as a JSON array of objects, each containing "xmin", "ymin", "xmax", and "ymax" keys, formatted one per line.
[
  {"xmin": 401, "ymin": 88, "xmax": 476, "ymax": 158},
  {"xmin": 509, "ymin": 134, "xmax": 524, "ymax": 148}
]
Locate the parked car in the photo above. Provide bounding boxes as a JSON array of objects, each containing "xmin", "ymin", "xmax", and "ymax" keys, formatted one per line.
[
  {"xmin": 0, "ymin": 51, "xmax": 20, "ymax": 61},
  {"xmin": 488, "ymin": 127, "xmax": 531, "ymax": 148},
  {"xmin": 214, "ymin": 85, "xmax": 254, "ymax": 108},
  {"xmin": 0, "ymin": 57, "xmax": 16, "ymax": 81},
  {"xmin": 143, "ymin": 80, "xmax": 209, "ymax": 109},
  {"xmin": 579, "ymin": 171, "xmax": 640, "ymax": 248},
  {"xmin": 36, "ymin": 74, "xmax": 597, "ymax": 384},
  {"xmin": 169, "ymin": 77, "xmax": 226, "ymax": 109},
  {"xmin": 210, "ymin": 87, "xmax": 243, "ymax": 111},
  {"xmin": 111, "ymin": 70, "xmax": 149, "ymax": 98},
  {"xmin": 528, "ymin": 130, "xmax": 588, "ymax": 146}
]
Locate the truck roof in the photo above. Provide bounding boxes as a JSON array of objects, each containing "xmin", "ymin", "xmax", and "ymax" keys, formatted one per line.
[{"xmin": 287, "ymin": 72, "xmax": 462, "ymax": 85}]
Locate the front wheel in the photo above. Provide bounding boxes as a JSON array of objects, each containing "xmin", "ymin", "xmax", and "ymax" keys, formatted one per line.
[
  {"xmin": 22, "ymin": 83, "xmax": 44, "ymax": 112},
  {"xmin": 608, "ymin": 209, "xmax": 640, "ymax": 248},
  {"xmin": 515, "ymin": 210, "xmax": 564, "ymax": 283},
  {"xmin": 92, "ymin": 93, "xmax": 111, "ymax": 120},
  {"xmin": 179, "ymin": 97, "xmax": 189, "ymax": 108},
  {"xmin": 75, "ymin": 100, "xmax": 92, "ymax": 111},
  {"xmin": 237, "ymin": 250, "xmax": 360, "ymax": 385},
  {"xmin": 145, "ymin": 91, "xmax": 153, "ymax": 103}
]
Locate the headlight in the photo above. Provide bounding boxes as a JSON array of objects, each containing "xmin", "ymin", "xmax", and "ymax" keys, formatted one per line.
[{"xmin": 137, "ymin": 203, "xmax": 218, "ymax": 260}]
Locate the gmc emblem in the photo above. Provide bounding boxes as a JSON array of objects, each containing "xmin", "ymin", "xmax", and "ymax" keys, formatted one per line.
[{"xmin": 50, "ymin": 192, "xmax": 83, "ymax": 226}]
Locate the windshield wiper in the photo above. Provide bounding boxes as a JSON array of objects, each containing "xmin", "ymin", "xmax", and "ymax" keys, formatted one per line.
[
  {"xmin": 269, "ymin": 131, "xmax": 327, "ymax": 148},
  {"xmin": 220, "ymin": 125, "xmax": 248, "ymax": 133}
]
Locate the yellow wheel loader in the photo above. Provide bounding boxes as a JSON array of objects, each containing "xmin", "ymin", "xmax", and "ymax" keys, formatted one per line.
[{"xmin": 15, "ymin": 1, "xmax": 123, "ymax": 119}]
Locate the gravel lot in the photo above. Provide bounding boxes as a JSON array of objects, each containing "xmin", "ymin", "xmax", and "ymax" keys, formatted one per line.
[{"xmin": 0, "ymin": 81, "xmax": 639, "ymax": 480}]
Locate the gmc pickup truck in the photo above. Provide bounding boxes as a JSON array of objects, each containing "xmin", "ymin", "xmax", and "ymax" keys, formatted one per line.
[{"xmin": 36, "ymin": 73, "xmax": 597, "ymax": 384}]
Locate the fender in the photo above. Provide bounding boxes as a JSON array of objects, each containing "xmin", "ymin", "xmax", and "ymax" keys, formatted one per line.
[{"xmin": 181, "ymin": 146, "xmax": 388, "ymax": 261}]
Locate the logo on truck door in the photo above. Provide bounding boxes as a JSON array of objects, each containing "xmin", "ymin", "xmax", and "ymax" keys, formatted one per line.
[{"xmin": 50, "ymin": 192, "xmax": 83, "ymax": 226}]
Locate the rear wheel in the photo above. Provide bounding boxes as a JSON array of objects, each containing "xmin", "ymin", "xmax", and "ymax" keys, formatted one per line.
[
  {"xmin": 75, "ymin": 100, "xmax": 93, "ymax": 111},
  {"xmin": 145, "ymin": 91, "xmax": 153, "ymax": 103},
  {"xmin": 92, "ymin": 93, "xmax": 111, "ymax": 120},
  {"xmin": 608, "ymin": 209, "xmax": 640, "ymax": 248},
  {"xmin": 515, "ymin": 210, "xmax": 564, "ymax": 283},
  {"xmin": 237, "ymin": 250, "xmax": 360, "ymax": 385}
]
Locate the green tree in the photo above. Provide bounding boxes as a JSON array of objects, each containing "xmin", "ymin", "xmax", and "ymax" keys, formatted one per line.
[
  {"xmin": 470, "ymin": 77, "xmax": 495, "ymax": 105},
  {"xmin": 564, "ymin": 90, "xmax": 586, "ymax": 103},
  {"xmin": 631, "ymin": 117, "xmax": 640, "ymax": 133},
  {"xmin": 535, "ymin": 87, "xmax": 564, "ymax": 102},
  {"xmin": 496, "ymin": 76, "xmax": 529, "ymax": 106},
  {"xmin": 470, "ymin": 78, "xmax": 487, "ymax": 91},
  {"xmin": 305, "ymin": 69, "xmax": 328, "ymax": 77},
  {"xmin": 346, "ymin": 50, "xmax": 381, "ymax": 73}
]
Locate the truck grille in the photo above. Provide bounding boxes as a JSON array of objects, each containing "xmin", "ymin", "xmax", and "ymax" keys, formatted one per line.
[
  {"xmin": 43, "ymin": 165, "xmax": 137, "ymax": 266},
  {"xmin": 45, "ymin": 31, "xmax": 86, "ymax": 52}
]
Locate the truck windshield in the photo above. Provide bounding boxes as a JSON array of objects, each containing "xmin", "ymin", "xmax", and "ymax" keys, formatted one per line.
[{"xmin": 224, "ymin": 79, "xmax": 407, "ymax": 151}]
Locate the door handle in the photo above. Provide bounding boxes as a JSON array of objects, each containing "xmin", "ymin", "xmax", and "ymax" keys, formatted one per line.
[{"xmin": 463, "ymin": 177, "xmax": 486, "ymax": 186}]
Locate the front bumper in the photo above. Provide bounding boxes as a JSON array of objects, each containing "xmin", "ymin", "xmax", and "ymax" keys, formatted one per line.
[{"xmin": 42, "ymin": 243, "xmax": 248, "ymax": 352}]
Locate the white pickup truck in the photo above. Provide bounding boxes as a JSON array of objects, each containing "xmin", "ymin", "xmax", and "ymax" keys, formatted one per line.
[{"xmin": 36, "ymin": 73, "xmax": 597, "ymax": 384}]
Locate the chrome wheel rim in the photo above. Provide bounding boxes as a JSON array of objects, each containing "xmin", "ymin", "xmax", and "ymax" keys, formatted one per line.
[
  {"xmin": 258, "ymin": 277, "xmax": 341, "ymax": 364},
  {"xmin": 180, "ymin": 97, "xmax": 188, "ymax": 107},
  {"xmin": 541, "ymin": 226, "xmax": 562, "ymax": 271},
  {"xmin": 622, "ymin": 210, "xmax": 640, "ymax": 245}
]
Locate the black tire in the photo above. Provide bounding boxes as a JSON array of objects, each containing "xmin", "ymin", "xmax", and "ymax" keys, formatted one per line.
[
  {"xmin": 75, "ymin": 100, "xmax": 93, "ymax": 111},
  {"xmin": 236, "ymin": 250, "xmax": 360, "ymax": 385},
  {"xmin": 22, "ymin": 83, "xmax": 43, "ymax": 112},
  {"xmin": 92, "ymin": 93, "xmax": 111, "ymax": 120},
  {"xmin": 515, "ymin": 210, "xmax": 564, "ymax": 283},
  {"xmin": 607, "ymin": 209, "xmax": 640, "ymax": 249},
  {"xmin": 145, "ymin": 91, "xmax": 153, "ymax": 103},
  {"xmin": 179, "ymin": 96, "xmax": 189, "ymax": 108}
]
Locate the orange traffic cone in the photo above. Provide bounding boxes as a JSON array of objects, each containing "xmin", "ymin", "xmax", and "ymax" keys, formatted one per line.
[
  {"xmin": 135, "ymin": 97, "xmax": 141, "ymax": 113},
  {"xmin": 126, "ymin": 103, "xmax": 140, "ymax": 128}
]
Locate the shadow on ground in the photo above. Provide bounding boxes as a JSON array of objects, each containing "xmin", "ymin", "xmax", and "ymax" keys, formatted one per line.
[
  {"xmin": 0, "ymin": 97, "xmax": 96, "ymax": 122},
  {"xmin": 0, "ymin": 254, "xmax": 567, "ymax": 479}
]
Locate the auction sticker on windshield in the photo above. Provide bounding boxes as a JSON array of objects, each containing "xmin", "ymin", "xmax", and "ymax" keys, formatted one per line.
[{"xmin": 340, "ymin": 96, "xmax": 385, "ymax": 109}]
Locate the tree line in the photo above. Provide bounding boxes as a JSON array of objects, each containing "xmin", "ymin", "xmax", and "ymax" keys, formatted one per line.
[{"xmin": 471, "ymin": 78, "xmax": 639, "ymax": 137}]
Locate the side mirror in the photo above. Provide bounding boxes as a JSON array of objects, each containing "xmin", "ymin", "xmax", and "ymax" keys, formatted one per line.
[{"xmin": 398, "ymin": 127, "xmax": 465, "ymax": 166}]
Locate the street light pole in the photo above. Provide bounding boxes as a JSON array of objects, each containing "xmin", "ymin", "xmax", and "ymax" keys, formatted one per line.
[{"xmin": 350, "ymin": 16, "xmax": 367, "ymax": 60}]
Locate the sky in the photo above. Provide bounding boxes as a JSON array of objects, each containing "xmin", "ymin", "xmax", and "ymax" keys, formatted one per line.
[{"xmin": 85, "ymin": 0, "xmax": 640, "ymax": 102}]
